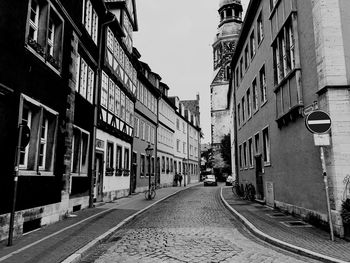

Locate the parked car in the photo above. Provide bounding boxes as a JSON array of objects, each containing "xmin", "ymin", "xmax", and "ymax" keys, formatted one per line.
[
  {"xmin": 226, "ymin": 175, "xmax": 234, "ymax": 186},
  {"xmin": 203, "ymin": 174, "xmax": 217, "ymax": 186}
]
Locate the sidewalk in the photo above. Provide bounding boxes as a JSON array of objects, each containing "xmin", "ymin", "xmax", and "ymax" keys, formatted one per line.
[
  {"xmin": 0, "ymin": 184, "xmax": 198, "ymax": 263},
  {"xmin": 221, "ymin": 187, "xmax": 350, "ymax": 263}
]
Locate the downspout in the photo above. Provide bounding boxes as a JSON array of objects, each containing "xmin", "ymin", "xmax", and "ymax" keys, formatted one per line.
[{"xmin": 89, "ymin": 15, "xmax": 116, "ymax": 208}]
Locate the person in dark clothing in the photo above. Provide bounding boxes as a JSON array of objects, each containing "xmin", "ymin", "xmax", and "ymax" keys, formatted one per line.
[
  {"xmin": 178, "ymin": 174, "xmax": 183, "ymax": 186},
  {"xmin": 174, "ymin": 173, "xmax": 178, "ymax": 186}
]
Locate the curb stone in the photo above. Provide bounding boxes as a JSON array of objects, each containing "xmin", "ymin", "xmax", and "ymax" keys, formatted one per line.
[
  {"xmin": 61, "ymin": 183, "xmax": 200, "ymax": 263},
  {"xmin": 220, "ymin": 187, "xmax": 349, "ymax": 263}
]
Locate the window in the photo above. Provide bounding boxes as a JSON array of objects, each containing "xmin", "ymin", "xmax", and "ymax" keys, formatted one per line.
[
  {"xmin": 124, "ymin": 148, "xmax": 130, "ymax": 174},
  {"xmin": 166, "ymin": 157, "xmax": 169, "ymax": 173},
  {"xmin": 140, "ymin": 121, "xmax": 144, "ymax": 140},
  {"xmin": 183, "ymin": 122, "xmax": 186, "ymax": 133},
  {"xmin": 257, "ymin": 12, "xmax": 264, "ymax": 44},
  {"xmin": 241, "ymin": 97, "xmax": 245, "ymax": 122},
  {"xmin": 237, "ymin": 103, "xmax": 241, "ymax": 126},
  {"xmin": 252, "ymin": 79, "xmax": 258, "ymax": 112},
  {"xmin": 146, "ymin": 124, "xmax": 150, "ymax": 142},
  {"xmin": 71, "ymin": 127, "xmax": 89, "ymax": 176},
  {"xmin": 248, "ymin": 138, "xmax": 253, "ymax": 167},
  {"xmin": 260, "ymin": 65, "xmax": 267, "ymax": 104},
  {"xmin": 272, "ymin": 19, "xmax": 295, "ymax": 85},
  {"xmin": 140, "ymin": 154, "xmax": 145, "ymax": 176},
  {"xmin": 247, "ymin": 88, "xmax": 251, "ymax": 118},
  {"xmin": 239, "ymin": 58, "xmax": 243, "ymax": 79},
  {"xmin": 255, "ymin": 133, "xmax": 260, "ymax": 155},
  {"xmin": 120, "ymin": 93, "xmax": 125, "ymax": 121},
  {"xmin": 243, "ymin": 142, "xmax": 247, "ymax": 168},
  {"xmin": 116, "ymin": 145, "xmax": 122, "ymax": 175},
  {"xmin": 244, "ymin": 46, "xmax": 249, "ymax": 70},
  {"xmin": 150, "ymin": 127, "xmax": 155, "ymax": 144},
  {"xmin": 19, "ymin": 97, "xmax": 58, "ymax": 174},
  {"xmin": 162, "ymin": 156, "xmax": 165, "ymax": 173},
  {"xmin": 101, "ymin": 71, "xmax": 108, "ymax": 108},
  {"xmin": 170, "ymin": 158, "xmax": 173, "ymax": 173},
  {"xmin": 262, "ymin": 127, "xmax": 270, "ymax": 164},
  {"xmin": 108, "ymin": 79, "xmax": 115, "ymax": 113},
  {"xmin": 26, "ymin": 0, "xmax": 64, "ymax": 71},
  {"xmin": 270, "ymin": 0, "xmax": 278, "ymax": 10},
  {"xmin": 176, "ymin": 119, "xmax": 180, "ymax": 130},
  {"xmin": 106, "ymin": 142, "xmax": 114, "ymax": 175},
  {"xmin": 76, "ymin": 56, "xmax": 94, "ymax": 103},
  {"xmin": 183, "ymin": 142, "xmax": 186, "ymax": 154},
  {"xmin": 239, "ymin": 145, "xmax": 242, "ymax": 169},
  {"xmin": 115, "ymin": 85, "xmax": 121, "ymax": 117},
  {"xmin": 83, "ymin": 0, "xmax": 98, "ymax": 44},
  {"xmin": 250, "ymin": 31, "xmax": 256, "ymax": 58}
]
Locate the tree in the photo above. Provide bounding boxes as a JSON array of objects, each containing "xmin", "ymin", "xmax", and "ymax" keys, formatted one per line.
[{"xmin": 220, "ymin": 134, "xmax": 232, "ymax": 174}]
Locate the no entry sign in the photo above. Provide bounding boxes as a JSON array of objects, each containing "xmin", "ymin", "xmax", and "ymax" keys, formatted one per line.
[{"xmin": 305, "ymin": 110, "xmax": 331, "ymax": 134}]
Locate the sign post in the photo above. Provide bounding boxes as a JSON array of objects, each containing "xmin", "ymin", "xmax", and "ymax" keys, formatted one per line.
[{"xmin": 305, "ymin": 110, "xmax": 334, "ymax": 241}]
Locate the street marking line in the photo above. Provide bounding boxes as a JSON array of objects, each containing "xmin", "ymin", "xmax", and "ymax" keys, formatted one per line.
[{"xmin": 220, "ymin": 188, "xmax": 349, "ymax": 263}]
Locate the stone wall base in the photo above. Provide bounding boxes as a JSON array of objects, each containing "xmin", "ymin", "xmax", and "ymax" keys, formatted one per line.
[
  {"xmin": 0, "ymin": 195, "xmax": 89, "ymax": 242},
  {"xmin": 275, "ymin": 200, "xmax": 344, "ymax": 237},
  {"xmin": 103, "ymin": 189, "xmax": 130, "ymax": 202}
]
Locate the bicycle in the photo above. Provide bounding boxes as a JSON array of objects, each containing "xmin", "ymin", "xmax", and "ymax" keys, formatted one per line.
[
  {"xmin": 231, "ymin": 180, "xmax": 242, "ymax": 198},
  {"xmin": 144, "ymin": 182, "xmax": 157, "ymax": 200},
  {"xmin": 243, "ymin": 183, "xmax": 256, "ymax": 201}
]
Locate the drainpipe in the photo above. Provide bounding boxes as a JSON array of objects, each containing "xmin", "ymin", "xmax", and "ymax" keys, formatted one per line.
[{"xmin": 89, "ymin": 16, "xmax": 116, "ymax": 208}]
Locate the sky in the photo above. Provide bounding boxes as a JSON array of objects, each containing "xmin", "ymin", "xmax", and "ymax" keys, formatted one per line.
[{"xmin": 134, "ymin": 0, "xmax": 249, "ymax": 144}]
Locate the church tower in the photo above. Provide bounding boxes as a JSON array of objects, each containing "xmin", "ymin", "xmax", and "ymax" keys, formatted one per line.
[{"xmin": 210, "ymin": 0, "xmax": 242, "ymax": 171}]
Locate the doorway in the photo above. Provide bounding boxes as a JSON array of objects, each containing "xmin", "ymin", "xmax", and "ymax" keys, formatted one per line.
[
  {"xmin": 131, "ymin": 152, "xmax": 137, "ymax": 193},
  {"xmin": 94, "ymin": 152, "xmax": 104, "ymax": 202},
  {"xmin": 255, "ymin": 155, "xmax": 264, "ymax": 200}
]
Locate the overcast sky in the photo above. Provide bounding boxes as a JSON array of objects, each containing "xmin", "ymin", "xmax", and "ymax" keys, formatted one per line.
[{"xmin": 134, "ymin": 0, "xmax": 249, "ymax": 144}]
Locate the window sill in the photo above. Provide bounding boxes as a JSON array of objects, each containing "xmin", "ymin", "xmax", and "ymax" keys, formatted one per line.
[
  {"xmin": 19, "ymin": 170, "xmax": 54, "ymax": 176},
  {"xmin": 25, "ymin": 45, "xmax": 61, "ymax": 76},
  {"xmin": 71, "ymin": 173, "xmax": 88, "ymax": 177},
  {"xmin": 264, "ymin": 162, "xmax": 271, "ymax": 167}
]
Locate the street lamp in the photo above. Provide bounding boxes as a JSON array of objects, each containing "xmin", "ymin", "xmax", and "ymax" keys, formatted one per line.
[
  {"xmin": 145, "ymin": 144, "xmax": 154, "ymax": 198},
  {"xmin": 182, "ymin": 157, "xmax": 187, "ymax": 187}
]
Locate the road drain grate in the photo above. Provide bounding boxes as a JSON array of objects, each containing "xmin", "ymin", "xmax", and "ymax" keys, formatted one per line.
[
  {"xmin": 281, "ymin": 221, "xmax": 312, "ymax": 227},
  {"xmin": 266, "ymin": 213, "xmax": 288, "ymax": 218}
]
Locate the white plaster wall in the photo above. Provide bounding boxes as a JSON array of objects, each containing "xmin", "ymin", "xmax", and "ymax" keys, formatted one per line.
[
  {"xmin": 97, "ymin": 129, "xmax": 131, "ymax": 193},
  {"xmin": 211, "ymin": 84, "xmax": 229, "ymax": 111}
]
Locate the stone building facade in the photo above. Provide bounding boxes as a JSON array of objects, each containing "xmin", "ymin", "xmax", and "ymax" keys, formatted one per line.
[
  {"xmin": 229, "ymin": 0, "xmax": 350, "ymax": 236},
  {"xmin": 211, "ymin": 0, "xmax": 243, "ymax": 175}
]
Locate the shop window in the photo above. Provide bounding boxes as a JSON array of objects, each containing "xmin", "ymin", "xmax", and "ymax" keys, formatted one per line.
[
  {"xmin": 116, "ymin": 145, "xmax": 122, "ymax": 176},
  {"xmin": 140, "ymin": 154, "xmax": 145, "ymax": 177},
  {"xmin": 124, "ymin": 148, "xmax": 129, "ymax": 176},
  {"xmin": 71, "ymin": 127, "xmax": 89, "ymax": 176},
  {"xmin": 248, "ymin": 138, "xmax": 253, "ymax": 168},
  {"xmin": 106, "ymin": 142, "xmax": 114, "ymax": 176}
]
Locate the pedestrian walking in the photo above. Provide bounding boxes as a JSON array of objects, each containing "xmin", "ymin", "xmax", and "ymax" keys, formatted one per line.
[
  {"xmin": 178, "ymin": 174, "xmax": 183, "ymax": 186},
  {"xmin": 173, "ymin": 173, "xmax": 178, "ymax": 186}
]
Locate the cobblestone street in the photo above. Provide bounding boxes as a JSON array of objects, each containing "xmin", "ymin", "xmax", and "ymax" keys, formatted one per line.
[{"xmin": 79, "ymin": 185, "xmax": 321, "ymax": 263}]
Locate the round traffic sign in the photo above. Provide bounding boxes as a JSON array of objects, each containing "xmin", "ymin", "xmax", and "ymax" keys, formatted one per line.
[{"xmin": 305, "ymin": 110, "xmax": 331, "ymax": 134}]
